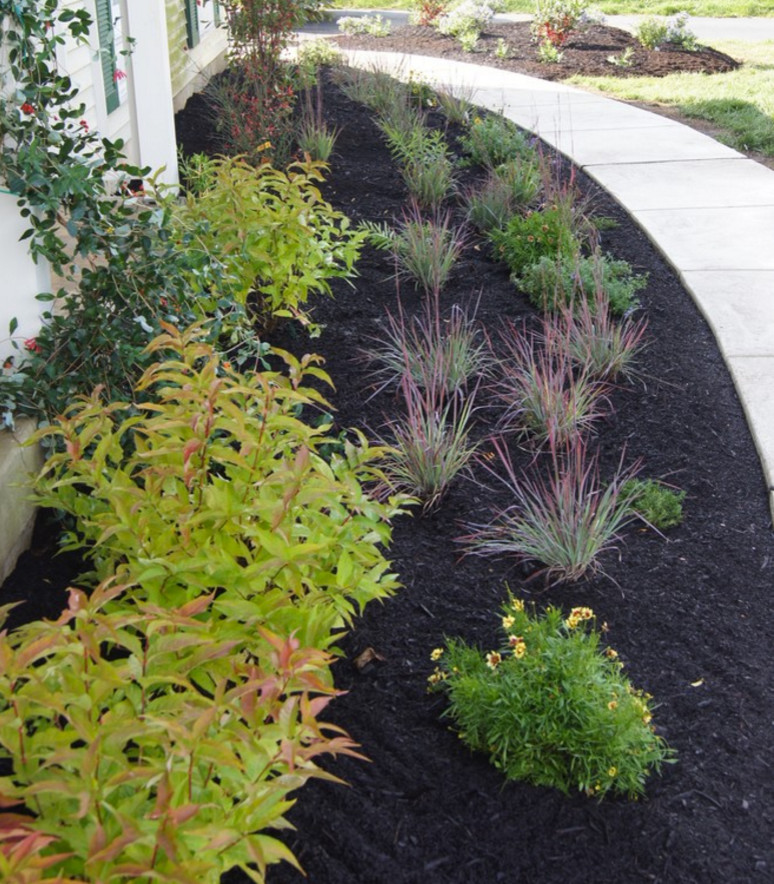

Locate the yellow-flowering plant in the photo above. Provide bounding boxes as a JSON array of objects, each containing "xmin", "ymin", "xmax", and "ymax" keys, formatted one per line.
[{"xmin": 429, "ymin": 594, "xmax": 675, "ymax": 799}]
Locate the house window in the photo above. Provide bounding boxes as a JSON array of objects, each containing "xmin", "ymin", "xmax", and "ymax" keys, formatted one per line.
[
  {"xmin": 185, "ymin": 0, "xmax": 220, "ymax": 48},
  {"xmin": 95, "ymin": 0, "xmax": 120, "ymax": 113},
  {"xmin": 184, "ymin": 0, "xmax": 200, "ymax": 49}
]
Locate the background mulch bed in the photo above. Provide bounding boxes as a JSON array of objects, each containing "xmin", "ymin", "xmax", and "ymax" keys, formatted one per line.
[{"xmin": 333, "ymin": 20, "xmax": 740, "ymax": 80}]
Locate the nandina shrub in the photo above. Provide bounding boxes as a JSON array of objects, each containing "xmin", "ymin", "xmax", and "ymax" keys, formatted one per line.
[
  {"xmin": 33, "ymin": 324, "xmax": 406, "ymax": 651},
  {"xmin": 205, "ymin": 60, "xmax": 297, "ymax": 162},
  {"xmin": 174, "ymin": 155, "xmax": 364, "ymax": 330},
  {"xmin": 531, "ymin": 0, "xmax": 589, "ymax": 49},
  {"xmin": 429, "ymin": 596, "xmax": 675, "ymax": 798},
  {"xmin": 411, "ymin": 0, "xmax": 447, "ymax": 26},
  {"xmin": 0, "ymin": 580, "xmax": 359, "ymax": 881}
]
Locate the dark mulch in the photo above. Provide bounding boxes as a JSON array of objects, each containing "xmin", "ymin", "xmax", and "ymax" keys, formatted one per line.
[
  {"xmin": 333, "ymin": 20, "xmax": 740, "ymax": 80},
  {"xmin": 4, "ymin": 25, "xmax": 773, "ymax": 884}
]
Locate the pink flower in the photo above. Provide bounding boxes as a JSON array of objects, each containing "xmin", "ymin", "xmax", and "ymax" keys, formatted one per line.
[
  {"xmin": 113, "ymin": 69, "xmax": 127, "ymax": 82},
  {"xmin": 24, "ymin": 338, "xmax": 42, "ymax": 354},
  {"xmin": 80, "ymin": 119, "xmax": 89, "ymax": 131}
]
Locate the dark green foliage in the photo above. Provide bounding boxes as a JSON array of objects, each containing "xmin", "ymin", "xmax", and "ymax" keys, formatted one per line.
[{"xmin": 623, "ymin": 478, "xmax": 686, "ymax": 529}]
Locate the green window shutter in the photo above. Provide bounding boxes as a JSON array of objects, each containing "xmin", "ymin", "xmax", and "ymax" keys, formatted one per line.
[
  {"xmin": 184, "ymin": 0, "xmax": 200, "ymax": 48},
  {"xmin": 213, "ymin": 0, "xmax": 221, "ymax": 27},
  {"xmin": 95, "ymin": 0, "xmax": 120, "ymax": 114}
]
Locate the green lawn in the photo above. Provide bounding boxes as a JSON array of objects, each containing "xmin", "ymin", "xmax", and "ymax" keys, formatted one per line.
[
  {"xmin": 568, "ymin": 41, "xmax": 774, "ymax": 157},
  {"xmin": 330, "ymin": 1, "xmax": 773, "ymax": 15}
]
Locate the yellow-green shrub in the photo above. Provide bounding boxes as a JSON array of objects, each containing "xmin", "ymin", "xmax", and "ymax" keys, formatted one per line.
[
  {"xmin": 0, "ymin": 581, "xmax": 356, "ymax": 881},
  {"xmin": 174, "ymin": 156, "xmax": 364, "ymax": 328},
  {"xmin": 33, "ymin": 323, "xmax": 405, "ymax": 652}
]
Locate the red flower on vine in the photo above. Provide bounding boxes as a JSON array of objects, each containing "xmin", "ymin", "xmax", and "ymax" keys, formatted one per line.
[
  {"xmin": 24, "ymin": 338, "xmax": 42, "ymax": 354},
  {"xmin": 20, "ymin": 103, "xmax": 35, "ymax": 115}
]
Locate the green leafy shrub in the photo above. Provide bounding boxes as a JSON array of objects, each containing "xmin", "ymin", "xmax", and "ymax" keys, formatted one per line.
[
  {"xmin": 490, "ymin": 206, "xmax": 582, "ymax": 276},
  {"xmin": 623, "ymin": 478, "xmax": 686, "ymax": 529},
  {"xmin": 174, "ymin": 156, "xmax": 364, "ymax": 329},
  {"xmin": 635, "ymin": 17, "xmax": 669, "ymax": 49},
  {"xmin": 636, "ymin": 13, "xmax": 697, "ymax": 51},
  {"xmin": 514, "ymin": 252, "xmax": 648, "ymax": 315},
  {"xmin": 338, "ymin": 14, "xmax": 391, "ymax": 36},
  {"xmin": 430, "ymin": 596, "xmax": 675, "ymax": 798},
  {"xmin": 437, "ymin": 0, "xmax": 502, "ymax": 46},
  {"xmin": 33, "ymin": 324, "xmax": 405, "ymax": 650},
  {"xmin": 0, "ymin": 582, "xmax": 356, "ymax": 881},
  {"xmin": 0, "ymin": 1, "xmax": 239, "ymax": 430},
  {"xmin": 531, "ymin": 0, "xmax": 589, "ymax": 49},
  {"xmin": 459, "ymin": 114, "xmax": 534, "ymax": 169}
]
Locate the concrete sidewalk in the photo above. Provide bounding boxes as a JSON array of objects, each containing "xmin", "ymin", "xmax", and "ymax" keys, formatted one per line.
[{"xmin": 318, "ymin": 46, "xmax": 774, "ymax": 519}]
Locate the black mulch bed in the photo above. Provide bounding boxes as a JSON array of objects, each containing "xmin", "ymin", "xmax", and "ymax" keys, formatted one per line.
[{"xmin": 4, "ymin": 32, "xmax": 774, "ymax": 884}]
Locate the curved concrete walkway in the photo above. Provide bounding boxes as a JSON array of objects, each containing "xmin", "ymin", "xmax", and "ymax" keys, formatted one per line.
[{"xmin": 298, "ymin": 40, "xmax": 774, "ymax": 520}]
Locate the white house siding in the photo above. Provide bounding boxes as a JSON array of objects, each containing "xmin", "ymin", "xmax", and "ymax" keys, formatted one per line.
[{"xmin": 167, "ymin": 0, "xmax": 228, "ymax": 112}]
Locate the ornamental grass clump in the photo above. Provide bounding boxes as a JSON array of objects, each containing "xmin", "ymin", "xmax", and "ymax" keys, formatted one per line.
[
  {"xmin": 493, "ymin": 318, "xmax": 611, "ymax": 445},
  {"xmin": 562, "ymin": 290, "xmax": 649, "ymax": 382},
  {"xmin": 379, "ymin": 372, "xmax": 480, "ymax": 509},
  {"xmin": 461, "ymin": 438, "xmax": 639, "ymax": 584},
  {"xmin": 380, "ymin": 120, "xmax": 457, "ymax": 211},
  {"xmin": 362, "ymin": 208, "xmax": 466, "ymax": 298},
  {"xmin": 429, "ymin": 596, "xmax": 675, "ymax": 798},
  {"xmin": 365, "ymin": 299, "xmax": 491, "ymax": 399},
  {"xmin": 464, "ymin": 159, "xmax": 542, "ymax": 232}
]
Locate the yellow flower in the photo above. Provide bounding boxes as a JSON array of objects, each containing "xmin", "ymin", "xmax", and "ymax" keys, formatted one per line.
[
  {"xmin": 642, "ymin": 713, "xmax": 652, "ymax": 725},
  {"xmin": 608, "ymin": 767, "xmax": 617, "ymax": 777},
  {"xmin": 486, "ymin": 651, "xmax": 502, "ymax": 670},
  {"xmin": 565, "ymin": 616, "xmax": 580, "ymax": 630},
  {"xmin": 511, "ymin": 598, "xmax": 524, "ymax": 612},
  {"xmin": 430, "ymin": 647, "xmax": 444, "ymax": 661},
  {"xmin": 502, "ymin": 615, "xmax": 515, "ymax": 629},
  {"xmin": 605, "ymin": 647, "xmax": 618, "ymax": 659},
  {"xmin": 570, "ymin": 606, "xmax": 593, "ymax": 621},
  {"xmin": 427, "ymin": 667, "xmax": 447, "ymax": 685},
  {"xmin": 510, "ymin": 638, "xmax": 526, "ymax": 659},
  {"xmin": 608, "ymin": 700, "xmax": 618, "ymax": 711},
  {"xmin": 473, "ymin": 116, "xmax": 482, "ymax": 125}
]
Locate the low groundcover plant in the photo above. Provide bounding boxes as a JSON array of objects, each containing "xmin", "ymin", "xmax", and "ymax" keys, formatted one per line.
[{"xmin": 429, "ymin": 596, "xmax": 675, "ymax": 799}]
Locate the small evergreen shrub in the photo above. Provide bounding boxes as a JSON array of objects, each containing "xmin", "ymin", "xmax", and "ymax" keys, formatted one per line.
[
  {"xmin": 623, "ymin": 478, "xmax": 686, "ymax": 529},
  {"xmin": 514, "ymin": 252, "xmax": 648, "ymax": 315},
  {"xmin": 430, "ymin": 596, "xmax": 675, "ymax": 798}
]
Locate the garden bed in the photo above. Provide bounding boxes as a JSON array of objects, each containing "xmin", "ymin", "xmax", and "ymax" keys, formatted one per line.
[
  {"xmin": 332, "ymin": 19, "xmax": 740, "ymax": 80},
  {"xmin": 4, "ymin": 38, "xmax": 774, "ymax": 884}
]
